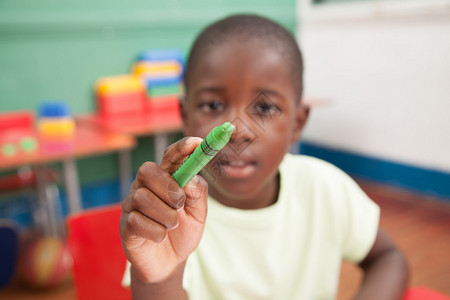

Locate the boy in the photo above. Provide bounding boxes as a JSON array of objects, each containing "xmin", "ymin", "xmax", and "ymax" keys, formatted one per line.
[{"xmin": 120, "ymin": 15, "xmax": 409, "ymax": 299}]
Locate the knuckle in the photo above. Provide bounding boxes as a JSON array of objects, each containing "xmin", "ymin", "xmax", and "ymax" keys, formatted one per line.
[
  {"xmin": 132, "ymin": 187, "xmax": 146, "ymax": 202},
  {"xmin": 163, "ymin": 138, "xmax": 184, "ymax": 156},
  {"xmin": 137, "ymin": 161, "xmax": 157, "ymax": 178},
  {"xmin": 126, "ymin": 211, "xmax": 167, "ymax": 243},
  {"xmin": 163, "ymin": 145, "xmax": 172, "ymax": 156},
  {"xmin": 125, "ymin": 211, "xmax": 141, "ymax": 234},
  {"xmin": 128, "ymin": 188, "xmax": 148, "ymax": 211},
  {"xmin": 174, "ymin": 137, "xmax": 190, "ymax": 152}
]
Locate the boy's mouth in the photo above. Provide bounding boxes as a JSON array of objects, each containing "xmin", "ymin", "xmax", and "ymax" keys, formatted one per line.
[{"xmin": 214, "ymin": 156, "xmax": 257, "ymax": 179}]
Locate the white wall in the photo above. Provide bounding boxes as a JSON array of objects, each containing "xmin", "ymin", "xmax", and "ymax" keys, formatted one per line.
[{"xmin": 297, "ymin": 0, "xmax": 450, "ymax": 173}]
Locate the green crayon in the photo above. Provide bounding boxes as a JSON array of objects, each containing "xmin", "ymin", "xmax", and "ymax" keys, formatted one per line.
[{"xmin": 172, "ymin": 122, "xmax": 235, "ymax": 188}]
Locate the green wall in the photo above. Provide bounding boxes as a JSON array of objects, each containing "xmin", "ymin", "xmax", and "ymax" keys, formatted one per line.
[{"xmin": 0, "ymin": 0, "xmax": 297, "ymax": 185}]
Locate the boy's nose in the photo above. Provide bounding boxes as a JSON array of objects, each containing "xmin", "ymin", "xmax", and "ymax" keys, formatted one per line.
[{"xmin": 228, "ymin": 116, "xmax": 258, "ymax": 152}]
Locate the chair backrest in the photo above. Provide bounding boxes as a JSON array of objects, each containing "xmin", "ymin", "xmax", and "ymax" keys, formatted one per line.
[
  {"xmin": 66, "ymin": 204, "xmax": 131, "ymax": 300},
  {"xmin": 0, "ymin": 220, "xmax": 18, "ymax": 288},
  {"xmin": 403, "ymin": 286, "xmax": 450, "ymax": 300}
]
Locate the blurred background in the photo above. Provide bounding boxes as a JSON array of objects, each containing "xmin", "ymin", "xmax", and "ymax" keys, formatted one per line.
[{"xmin": 0, "ymin": 0, "xmax": 449, "ymax": 299}]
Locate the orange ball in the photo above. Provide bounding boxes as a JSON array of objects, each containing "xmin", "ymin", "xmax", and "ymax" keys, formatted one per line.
[{"xmin": 20, "ymin": 237, "xmax": 72, "ymax": 288}]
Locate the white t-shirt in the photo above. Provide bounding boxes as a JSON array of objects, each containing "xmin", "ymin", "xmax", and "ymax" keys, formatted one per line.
[{"xmin": 123, "ymin": 154, "xmax": 380, "ymax": 299}]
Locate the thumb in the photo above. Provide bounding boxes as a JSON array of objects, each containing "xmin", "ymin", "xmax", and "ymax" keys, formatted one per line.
[
  {"xmin": 183, "ymin": 175, "xmax": 208, "ymax": 223},
  {"xmin": 160, "ymin": 137, "xmax": 203, "ymax": 174}
]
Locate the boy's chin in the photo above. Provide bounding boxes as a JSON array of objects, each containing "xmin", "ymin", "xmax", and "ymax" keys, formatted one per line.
[{"xmin": 206, "ymin": 177, "xmax": 263, "ymax": 201}]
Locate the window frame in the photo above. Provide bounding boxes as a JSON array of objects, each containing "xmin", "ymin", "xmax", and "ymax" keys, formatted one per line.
[{"xmin": 298, "ymin": 0, "xmax": 450, "ymax": 23}]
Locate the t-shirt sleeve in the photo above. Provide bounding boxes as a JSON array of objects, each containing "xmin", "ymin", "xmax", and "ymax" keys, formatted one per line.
[
  {"xmin": 339, "ymin": 174, "xmax": 380, "ymax": 263},
  {"xmin": 122, "ymin": 261, "xmax": 131, "ymax": 287}
]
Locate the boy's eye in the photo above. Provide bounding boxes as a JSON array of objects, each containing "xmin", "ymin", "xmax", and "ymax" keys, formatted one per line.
[
  {"xmin": 199, "ymin": 100, "xmax": 225, "ymax": 113},
  {"xmin": 253, "ymin": 102, "xmax": 281, "ymax": 117}
]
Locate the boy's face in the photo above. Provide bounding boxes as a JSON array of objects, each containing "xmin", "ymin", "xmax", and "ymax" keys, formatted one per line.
[{"xmin": 183, "ymin": 39, "xmax": 308, "ymax": 208}]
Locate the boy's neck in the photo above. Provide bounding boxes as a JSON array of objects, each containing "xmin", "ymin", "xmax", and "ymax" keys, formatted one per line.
[{"xmin": 208, "ymin": 173, "xmax": 280, "ymax": 210}]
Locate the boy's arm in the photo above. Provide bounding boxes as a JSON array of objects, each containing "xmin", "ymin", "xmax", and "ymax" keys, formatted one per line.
[
  {"xmin": 353, "ymin": 229, "xmax": 409, "ymax": 300},
  {"xmin": 130, "ymin": 262, "xmax": 188, "ymax": 300}
]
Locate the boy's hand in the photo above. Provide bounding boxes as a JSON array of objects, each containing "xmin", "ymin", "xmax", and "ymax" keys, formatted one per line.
[{"xmin": 120, "ymin": 137, "xmax": 208, "ymax": 284}]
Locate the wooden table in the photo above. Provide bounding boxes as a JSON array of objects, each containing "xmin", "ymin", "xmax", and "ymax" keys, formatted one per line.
[{"xmin": 0, "ymin": 121, "xmax": 136, "ymax": 216}]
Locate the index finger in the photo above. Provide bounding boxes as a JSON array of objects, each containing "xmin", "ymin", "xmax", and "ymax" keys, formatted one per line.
[{"xmin": 160, "ymin": 136, "xmax": 203, "ymax": 174}]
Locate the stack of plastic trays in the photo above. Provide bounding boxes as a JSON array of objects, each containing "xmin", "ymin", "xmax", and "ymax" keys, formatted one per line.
[
  {"xmin": 38, "ymin": 101, "xmax": 75, "ymax": 151},
  {"xmin": 95, "ymin": 75, "xmax": 147, "ymax": 120},
  {"xmin": 133, "ymin": 49, "xmax": 184, "ymax": 119}
]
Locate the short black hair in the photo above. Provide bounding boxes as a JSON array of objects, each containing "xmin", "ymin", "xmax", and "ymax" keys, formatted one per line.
[{"xmin": 184, "ymin": 14, "xmax": 304, "ymax": 101}]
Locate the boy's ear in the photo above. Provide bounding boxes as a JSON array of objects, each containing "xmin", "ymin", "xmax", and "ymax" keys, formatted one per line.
[{"xmin": 291, "ymin": 102, "xmax": 310, "ymax": 144}]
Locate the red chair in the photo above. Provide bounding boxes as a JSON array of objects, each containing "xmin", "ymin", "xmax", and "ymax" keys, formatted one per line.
[
  {"xmin": 403, "ymin": 286, "xmax": 449, "ymax": 300},
  {"xmin": 66, "ymin": 204, "xmax": 131, "ymax": 300}
]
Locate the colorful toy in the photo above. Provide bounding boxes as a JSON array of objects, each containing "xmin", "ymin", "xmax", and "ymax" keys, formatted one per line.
[
  {"xmin": 0, "ymin": 110, "xmax": 38, "ymax": 157},
  {"xmin": 133, "ymin": 61, "xmax": 183, "ymax": 81},
  {"xmin": 133, "ymin": 49, "xmax": 184, "ymax": 119},
  {"xmin": 91, "ymin": 49, "xmax": 184, "ymax": 125},
  {"xmin": 20, "ymin": 137, "xmax": 38, "ymax": 153},
  {"xmin": 137, "ymin": 49, "xmax": 185, "ymax": 65},
  {"xmin": 1, "ymin": 143, "xmax": 16, "ymax": 156},
  {"xmin": 38, "ymin": 101, "xmax": 75, "ymax": 139},
  {"xmin": 134, "ymin": 49, "xmax": 184, "ymax": 99},
  {"xmin": 95, "ymin": 75, "xmax": 147, "ymax": 118},
  {"xmin": 19, "ymin": 236, "xmax": 72, "ymax": 288},
  {"xmin": 0, "ymin": 110, "xmax": 34, "ymax": 131},
  {"xmin": 37, "ymin": 101, "xmax": 75, "ymax": 152}
]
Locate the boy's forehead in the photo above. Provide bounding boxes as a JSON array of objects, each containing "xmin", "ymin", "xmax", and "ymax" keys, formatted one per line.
[
  {"xmin": 207, "ymin": 38, "xmax": 278, "ymax": 59},
  {"xmin": 185, "ymin": 41, "xmax": 299, "ymax": 106},
  {"xmin": 191, "ymin": 39, "xmax": 289, "ymax": 79}
]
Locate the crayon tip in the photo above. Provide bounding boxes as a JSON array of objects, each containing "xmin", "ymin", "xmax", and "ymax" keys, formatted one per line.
[{"xmin": 222, "ymin": 122, "xmax": 235, "ymax": 133}]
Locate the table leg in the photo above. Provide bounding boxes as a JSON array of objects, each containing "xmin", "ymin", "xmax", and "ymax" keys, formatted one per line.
[
  {"xmin": 119, "ymin": 149, "xmax": 132, "ymax": 201},
  {"xmin": 35, "ymin": 166, "xmax": 63, "ymax": 237},
  {"xmin": 154, "ymin": 133, "xmax": 168, "ymax": 165},
  {"xmin": 35, "ymin": 167, "xmax": 54, "ymax": 236},
  {"xmin": 62, "ymin": 158, "xmax": 82, "ymax": 214}
]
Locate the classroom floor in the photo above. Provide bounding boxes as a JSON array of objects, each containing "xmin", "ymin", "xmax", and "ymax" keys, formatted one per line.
[
  {"xmin": 338, "ymin": 180, "xmax": 450, "ymax": 299},
  {"xmin": 0, "ymin": 179, "xmax": 449, "ymax": 299}
]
